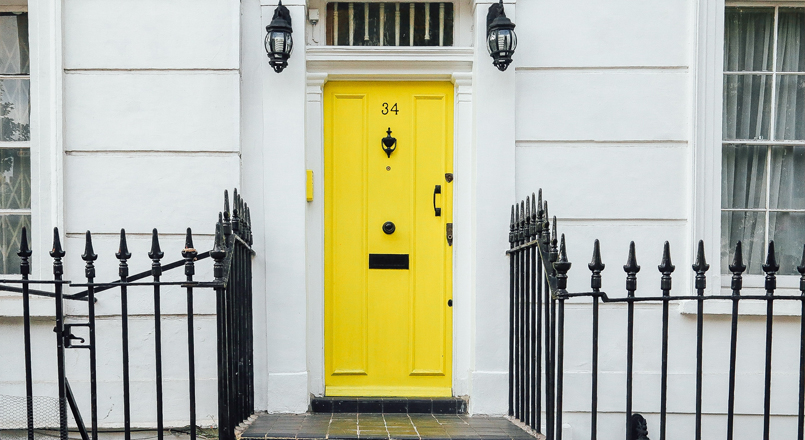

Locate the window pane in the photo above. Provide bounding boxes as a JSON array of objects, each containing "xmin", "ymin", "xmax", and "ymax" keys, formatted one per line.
[
  {"xmin": 775, "ymin": 75, "xmax": 805, "ymax": 140},
  {"xmin": 0, "ymin": 13, "xmax": 29, "ymax": 75},
  {"xmin": 769, "ymin": 212, "xmax": 805, "ymax": 275},
  {"xmin": 769, "ymin": 146, "xmax": 805, "ymax": 209},
  {"xmin": 0, "ymin": 148, "xmax": 30, "ymax": 209},
  {"xmin": 777, "ymin": 8, "xmax": 805, "ymax": 72},
  {"xmin": 722, "ymin": 144, "xmax": 768, "ymax": 209},
  {"xmin": 722, "ymin": 211, "xmax": 766, "ymax": 275},
  {"xmin": 724, "ymin": 8, "xmax": 774, "ymax": 72},
  {"xmin": 723, "ymin": 74, "xmax": 773, "ymax": 141},
  {"xmin": 0, "ymin": 214, "xmax": 29, "ymax": 274},
  {"xmin": 0, "ymin": 79, "xmax": 30, "ymax": 142}
]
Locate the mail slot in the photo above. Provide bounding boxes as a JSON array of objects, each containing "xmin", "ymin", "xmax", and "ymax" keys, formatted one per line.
[{"xmin": 369, "ymin": 254, "xmax": 409, "ymax": 270}]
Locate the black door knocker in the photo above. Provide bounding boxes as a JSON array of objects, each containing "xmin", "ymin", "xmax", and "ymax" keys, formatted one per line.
[{"xmin": 381, "ymin": 128, "xmax": 397, "ymax": 158}]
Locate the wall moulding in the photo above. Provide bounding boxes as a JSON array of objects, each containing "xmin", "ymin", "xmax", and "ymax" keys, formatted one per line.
[{"xmin": 306, "ymin": 47, "xmax": 473, "ymax": 76}]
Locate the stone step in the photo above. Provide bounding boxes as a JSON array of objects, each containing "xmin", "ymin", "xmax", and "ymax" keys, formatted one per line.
[{"xmin": 310, "ymin": 397, "xmax": 469, "ymax": 414}]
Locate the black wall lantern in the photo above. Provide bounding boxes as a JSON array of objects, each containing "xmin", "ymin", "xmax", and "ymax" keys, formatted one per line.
[
  {"xmin": 486, "ymin": 0, "xmax": 517, "ymax": 72},
  {"xmin": 265, "ymin": 1, "xmax": 294, "ymax": 73}
]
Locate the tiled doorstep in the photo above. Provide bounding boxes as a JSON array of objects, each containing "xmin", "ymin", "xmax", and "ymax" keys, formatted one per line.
[
  {"xmin": 310, "ymin": 398, "xmax": 469, "ymax": 415},
  {"xmin": 240, "ymin": 413, "xmax": 541, "ymax": 440}
]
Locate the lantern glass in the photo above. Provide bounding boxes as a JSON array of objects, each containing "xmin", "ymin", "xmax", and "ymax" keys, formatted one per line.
[
  {"xmin": 266, "ymin": 31, "xmax": 293, "ymax": 57},
  {"xmin": 487, "ymin": 28, "xmax": 516, "ymax": 55}
]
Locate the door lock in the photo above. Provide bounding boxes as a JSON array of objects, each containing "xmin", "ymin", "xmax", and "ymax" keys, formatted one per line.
[{"xmin": 382, "ymin": 221, "xmax": 396, "ymax": 234}]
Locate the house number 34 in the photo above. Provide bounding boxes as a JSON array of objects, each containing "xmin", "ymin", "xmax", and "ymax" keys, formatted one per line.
[{"xmin": 381, "ymin": 102, "xmax": 399, "ymax": 115}]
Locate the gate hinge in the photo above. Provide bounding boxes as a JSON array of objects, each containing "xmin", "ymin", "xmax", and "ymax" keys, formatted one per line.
[{"xmin": 446, "ymin": 223, "xmax": 453, "ymax": 246}]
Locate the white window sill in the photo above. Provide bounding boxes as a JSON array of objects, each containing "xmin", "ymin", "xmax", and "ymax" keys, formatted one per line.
[{"xmin": 0, "ymin": 294, "xmax": 55, "ymax": 317}]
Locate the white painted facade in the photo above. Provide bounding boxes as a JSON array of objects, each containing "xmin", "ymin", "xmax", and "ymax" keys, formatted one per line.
[{"xmin": 1, "ymin": 0, "xmax": 803, "ymax": 438}]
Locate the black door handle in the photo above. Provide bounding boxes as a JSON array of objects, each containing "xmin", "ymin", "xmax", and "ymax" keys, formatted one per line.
[{"xmin": 433, "ymin": 185, "xmax": 441, "ymax": 217}]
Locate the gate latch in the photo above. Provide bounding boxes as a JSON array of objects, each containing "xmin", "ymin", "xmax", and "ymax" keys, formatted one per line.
[
  {"xmin": 62, "ymin": 323, "xmax": 91, "ymax": 349},
  {"xmin": 446, "ymin": 223, "xmax": 453, "ymax": 246}
]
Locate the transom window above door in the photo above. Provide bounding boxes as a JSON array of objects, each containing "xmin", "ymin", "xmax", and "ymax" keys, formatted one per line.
[
  {"xmin": 721, "ymin": 6, "xmax": 805, "ymax": 275},
  {"xmin": 326, "ymin": 2, "xmax": 454, "ymax": 46}
]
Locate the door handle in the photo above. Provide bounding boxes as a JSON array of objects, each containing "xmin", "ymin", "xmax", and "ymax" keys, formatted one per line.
[{"xmin": 433, "ymin": 185, "xmax": 442, "ymax": 217}]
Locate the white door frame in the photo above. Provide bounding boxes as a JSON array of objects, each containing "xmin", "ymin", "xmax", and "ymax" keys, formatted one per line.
[{"xmin": 304, "ymin": 47, "xmax": 474, "ymax": 399}]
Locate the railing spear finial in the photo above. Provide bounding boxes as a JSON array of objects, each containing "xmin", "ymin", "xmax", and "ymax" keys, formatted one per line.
[
  {"xmin": 116, "ymin": 229, "xmax": 131, "ymax": 260},
  {"xmin": 148, "ymin": 229, "xmax": 164, "ymax": 277},
  {"xmin": 245, "ymin": 204, "xmax": 253, "ymax": 245},
  {"xmin": 82, "ymin": 231, "xmax": 98, "ymax": 261},
  {"xmin": 232, "ymin": 189, "xmax": 240, "ymax": 235},
  {"xmin": 658, "ymin": 241, "xmax": 675, "ymax": 292},
  {"xmin": 50, "ymin": 227, "xmax": 65, "ymax": 277},
  {"xmin": 623, "ymin": 241, "xmax": 640, "ymax": 295},
  {"xmin": 212, "ymin": 214, "xmax": 227, "ymax": 281},
  {"xmin": 82, "ymin": 231, "xmax": 98, "ymax": 279},
  {"xmin": 508, "ymin": 205, "xmax": 515, "ymax": 245},
  {"xmin": 18, "ymin": 226, "xmax": 31, "ymax": 276},
  {"xmin": 517, "ymin": 200, "xmax": 528, "ymax": 243},
  {"xmin": 223, "ymin": 190, "xmax": 232, "ymax": 237},
  {"xmin": 549, "ymin": 216, "xmax": 558, "ymax": 263},
  {"xmin": 542, "ymin": 201, "xmax": 550, "ymax": 243},
  {"xmin": 524, "ymin": 197, "xmax": 531, "ymax": 240},
  {"xmin": 730, "ymin": 241, "xmax": 746, "ymax": 293},
  {"xmin": 589, "ymin": 239, "xmax": 605, "ymax": 291},
  {"xmin": 692, "ymin": 240, "xmax": 709, "ymax": 292},
  {"xmin": 51, "ymin": 227, "xmax": 65, "ymax": 258},
  {"xmin": 536, "ymin": 190, "xmax": 544, "ymax": 237},
  {"xmin": 762, "ymin": 240, "xmax": 779, "ymax": 293},
  {"xmin": 183, "ymin": 227, "xmax": 198, "ymax": 277},
  {"xmin": 116, "ymin": 229, "xmax": 132, "ymax": 279},
  {"xmin": 554, "ymin": 234, "xmax": 572, "ymax": 291}
]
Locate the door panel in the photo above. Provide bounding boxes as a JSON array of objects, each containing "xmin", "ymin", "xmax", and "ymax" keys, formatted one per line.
[
  {"xmin": 324, "ymin": 82, "xmax": 453, "ymax": 397},
  {"xmin": 330, "ymin": 94, "xmax": 368, "ymax": 375}
]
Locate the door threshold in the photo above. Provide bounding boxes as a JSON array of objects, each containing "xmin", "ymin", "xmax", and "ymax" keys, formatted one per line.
[{"xmin": 311, "ymin": 397, "xmax": 468, "ymax": 414}]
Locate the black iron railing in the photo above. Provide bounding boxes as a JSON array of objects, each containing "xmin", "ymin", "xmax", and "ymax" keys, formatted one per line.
[
  {"xmin": 5, "ymin": 189, "xmax": 254, "ymax": 440},
  {"xmin": 508, "ymin": 189, "xmax": 805, "ymax": 440}
]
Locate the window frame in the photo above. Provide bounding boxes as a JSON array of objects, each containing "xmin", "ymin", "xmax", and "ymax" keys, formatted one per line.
[
  {"xmin": 0, "ymin": 0, "xmax": 64, "ymax": 315},
  {"xmin": 0, "ymin": 9, "xmax": 32, "ymax": 275},
  {"xmin": 709, "ymin": 0, "xmax": 805, "ymax": 293}
]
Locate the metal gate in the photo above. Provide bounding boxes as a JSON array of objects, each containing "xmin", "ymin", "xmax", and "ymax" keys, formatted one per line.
[
  {"xmin": 2, "ymin": 189, "xmax": 254, "ymax": 440},
  {"xmin": 508, "ymin": 189, "xmax": 805, "ymax": 440}
]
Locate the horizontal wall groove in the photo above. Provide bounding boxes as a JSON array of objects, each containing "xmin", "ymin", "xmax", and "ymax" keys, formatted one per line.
[
  {"xmin": 64, "ymin": 68, "xmax": 239, "ymax": 74},
  {"xmin": 65, "ymin": 232, "xmax": 215, "ymax": 238},
  {"xmin": 516, "ymin": 66, "xmax": 689, "ymax": 72},
  {"xmin": 65, "ymin": 150, "xmax": 240, "ymax": 157},
  {"xmin": 516, "ymin": 139, "xmax": 689, "ymax": 146},
  {"xmin": 66, "ymin": 314, "xmax": 217, "ymax": 319},
  {"xmin": 542, "ymin": 218, "xmax": 688, "ymax": 223}
]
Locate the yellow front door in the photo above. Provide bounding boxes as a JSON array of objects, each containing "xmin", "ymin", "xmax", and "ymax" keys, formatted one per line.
[{"xmin": 324, "ymin": 81, "xmax": 453, "ymax": 397}]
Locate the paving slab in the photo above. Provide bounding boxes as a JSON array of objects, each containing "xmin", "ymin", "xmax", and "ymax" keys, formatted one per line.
[{"xmin": 240, "ymin": 413, "xmax": 540, "ymax": 440}]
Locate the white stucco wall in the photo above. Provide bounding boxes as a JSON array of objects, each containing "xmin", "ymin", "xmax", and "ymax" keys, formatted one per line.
[
  {"xmin": 511, "ymin": 1, "xmax": 804, "ymax": 438},
  {"xmin": 0, "ymin": 0, "xmax": 802, "ymax": 438},
  {"xmin": 0, "ymin": 0, "xmax": 241, "ymax": 429}
]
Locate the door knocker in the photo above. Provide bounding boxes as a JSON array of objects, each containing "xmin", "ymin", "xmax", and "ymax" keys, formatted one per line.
[{"xmin": 381, "ymin": 128, "xmax": 397, "ymax": 158}]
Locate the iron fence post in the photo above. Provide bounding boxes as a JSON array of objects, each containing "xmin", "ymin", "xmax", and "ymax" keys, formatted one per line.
[
  {"xmin": 19, "ymin": 227, "xmax": 34, "ymax": 440},
  {"xmin": 51, "ymin": 228, "xmax": 68, "ymax": 440}
]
